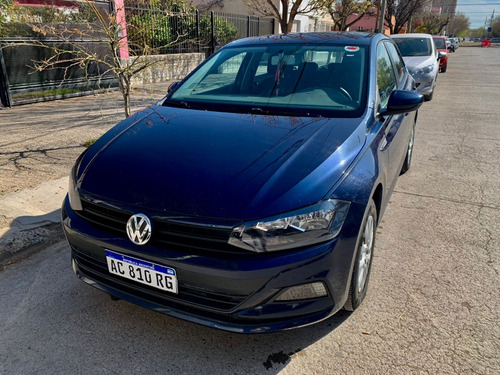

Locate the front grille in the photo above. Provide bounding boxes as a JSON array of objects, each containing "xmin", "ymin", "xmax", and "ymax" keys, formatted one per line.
[
  {"xmin": 79, "ymin": 200, "xmax": 129, "ymax": 235},
  {"xmin": 76, "ymin": 199, "xmax": 248, "ymax": 255},
  {"xmin": 152, "ymin": 220, "xmax": 237, "ymax": 253},
  {"xmin": 73, "ymin": 248, "xmax": 247, "ymax": 311}
]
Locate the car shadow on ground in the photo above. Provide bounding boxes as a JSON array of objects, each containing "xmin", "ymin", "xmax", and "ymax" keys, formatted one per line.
[
  {"xmin": 64, "ymin": 266, "xmax": 352, "ymax": 374},
  {"xmin": 2, "ymin": 225, "xmax": 353, "ymax": 374}
]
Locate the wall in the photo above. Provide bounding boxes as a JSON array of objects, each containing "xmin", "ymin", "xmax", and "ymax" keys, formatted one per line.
[{"xmin": 124, "ymin": 53, "xmax": 205, "ymax": 87}]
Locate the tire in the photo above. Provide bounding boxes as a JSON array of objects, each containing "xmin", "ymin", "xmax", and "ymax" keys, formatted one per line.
[
  {"xmin": 400, "ymin": 122, "xmax": 415, "ymax": 175},
  {"xmin": 344, "ymin": 199, "xmax": 377, "ymax": 312},
  {"xmin": 424, "ymin": 91, "xmax": 433, "ymax": 101},
  {"xmin": 441, "ymin": 63, "xmax": 447, "ymax": 73}
]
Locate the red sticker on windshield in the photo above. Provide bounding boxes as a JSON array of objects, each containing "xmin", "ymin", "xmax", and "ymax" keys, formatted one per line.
[{"xmin": 345, "ymin": 46, "xmax": 360, "ymax": 52}]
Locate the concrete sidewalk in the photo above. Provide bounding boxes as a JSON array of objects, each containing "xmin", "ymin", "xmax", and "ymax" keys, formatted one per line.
[
  {"xmin": 0, "ymin": 82, "xmax": 172, "ymax": 266},
  {"xmin": 0, "ymin": 177, "xmax": 67, "ymax": 264}
]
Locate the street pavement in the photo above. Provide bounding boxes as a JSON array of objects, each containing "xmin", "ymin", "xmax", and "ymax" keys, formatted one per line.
[
  {"xmin": 0, "ymin": 47, "xmax": 499, "ymax": 374},
  {"xmin": 0, "ymin": 82, "xmax": 171, "ymax": 263}
]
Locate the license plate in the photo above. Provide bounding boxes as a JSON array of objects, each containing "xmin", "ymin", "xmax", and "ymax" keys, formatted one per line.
[{"xmin": 105, "ymin": 250, "xmax": 178, "ymax": 294}]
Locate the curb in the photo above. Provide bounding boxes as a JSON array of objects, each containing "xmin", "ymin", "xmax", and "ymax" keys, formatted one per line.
[
  {"xmin": 0, "ymin": 222, "xmax": 65, "ymax": 269},
  {"xmin": 0, "ymin": 177, "xmax": 69, "ymax": 269}
]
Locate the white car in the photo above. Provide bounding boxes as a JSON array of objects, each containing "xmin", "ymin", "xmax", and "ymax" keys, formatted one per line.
[{"xmin": 390, "ymin": 33, "xmax": 440, "ymax": 101}]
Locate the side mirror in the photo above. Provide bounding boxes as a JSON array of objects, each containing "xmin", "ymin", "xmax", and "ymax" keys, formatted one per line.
[
  {"xmin": 438, "ymin": 51, "xmax": 447, "ymax": 60},
  {"xmin": 381, "ymin": 90, "xmax": 424, "ymax": 116},
  {"xmin": 168, "ymin": 81, "xmax": 180, "ymax": 93}
]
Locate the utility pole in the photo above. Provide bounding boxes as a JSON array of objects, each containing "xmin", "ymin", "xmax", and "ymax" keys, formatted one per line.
[
  {"xmin": 482, "ymin": 16, "xmax": 487, "ymax": 40},
  {"xmin": 379, "ymin": 0, "xmax": 387, "ymax": 34},
  {"xmin": 488, "ymin": 10, "xmax": 495, "ymax": 39}
]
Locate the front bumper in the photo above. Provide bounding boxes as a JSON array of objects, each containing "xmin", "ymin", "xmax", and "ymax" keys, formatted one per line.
[
  {"xmin": 439, "ymin": 56, "xmax": 448, "ymax": 69},
  {"xmin": 62, "ymin": 197, "xmax": 362, "ymax": 333},
  {"xmin": 415, "ymin": 81, "xmax": 434, "ymax": 95},
  {"xmin": 411, "ymin": 72, "xmax": 436, "ymax": 95}
]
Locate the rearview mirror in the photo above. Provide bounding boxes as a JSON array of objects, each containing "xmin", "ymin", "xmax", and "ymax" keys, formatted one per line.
[
  {"xmin": 438, "ymin": 51, "xmax": 447, "ymax": 60},
  {"xmin": 381, "ymin": 90, "xmax": 424, "ymax": 116}
]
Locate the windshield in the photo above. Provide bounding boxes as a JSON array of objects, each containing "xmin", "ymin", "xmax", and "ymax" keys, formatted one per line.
[
  {"xmin": 433, "ymin": 38, "xmax": 446, "ymax": 49},
  {"xmin": 165, "ymin": 44, "xmax": 368, "ymax": 117},
  {"xmin": 392, "ymin": 37, "xmax": 432, "ymax": 56}
]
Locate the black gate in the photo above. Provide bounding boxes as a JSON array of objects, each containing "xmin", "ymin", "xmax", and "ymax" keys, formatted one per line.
[
  {"xmin": 0, "ymin": 1, "xmax": 274, "ymax": 107},
  {"xmin": 0, "ymin": 44, "xmax": 12, "ymax": 107},
  {"xmin": 0, "ymin": 37, "xmax": 119, "ymax": 106}
]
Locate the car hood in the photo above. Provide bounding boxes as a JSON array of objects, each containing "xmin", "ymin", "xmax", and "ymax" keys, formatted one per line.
[
  {"xmin": 78, "ymin": 105, "xmax": 366, "ymax": 220},
  {"xmin": 403, "ymin": 56, "xmax": 435, "ymax": 71}
]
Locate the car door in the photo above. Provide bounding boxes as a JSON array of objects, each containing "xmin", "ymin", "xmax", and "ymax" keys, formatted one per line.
[{"xmin": 376, "ymin": 42, "xmax": 410, "ymax": 192}]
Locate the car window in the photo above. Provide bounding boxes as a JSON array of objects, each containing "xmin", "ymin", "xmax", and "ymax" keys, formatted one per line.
[
  {"xmin": 186, "ymin": 51, "xmax": 248, "ymax": 94},
  {"xmin": 433, "ymin": 38, "xmax": 446, "ymax": 49},
  {"xmin": 392, "ymin": 37, "xmax": 432, "ymax": 57},
  {"xmin": 167, "ymin": 44, "xmax": 368, "ymax": 118},
  {"xmin": 384, "ymin": 42, "xmax": 405, "ymax": 84},
  {"xmin": 376, "ymin": 43, "xmax": 397, "ymax": 110}
]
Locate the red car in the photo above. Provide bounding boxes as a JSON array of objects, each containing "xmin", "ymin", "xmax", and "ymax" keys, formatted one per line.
[{"xmin": 432, "ymin": 36, "xmax": 449, "ymax": 72}]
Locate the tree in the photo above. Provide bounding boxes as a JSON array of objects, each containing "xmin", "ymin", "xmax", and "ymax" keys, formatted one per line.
[
  {"xmin": 416, "ymin": 11, "xmax": 449, "ymax": 35},
  {"xmin": 384, "ymin": 0, "xmax": 427, "ymax": 35},
  {"xmin": 319, "ymin": 0, "xmax": 374, "ymax": 31},
  {"xmin": 244, "ymin": 0, "xmax": 321, "ymax": 34},
  {"xmin": 447, "ymin": 13, "xmax": 470, "ymax": 37},
  {"xmin": 468, "ymin": 27, "xmax": 485, "ymax": 39},
  {"xmin": 0, "ymin": 0, "xmax": 95, "ymax": 37},
  {"xmin": 1, "ymin": 0, "xmax": 187, "ymax": 117},
  {"xmin": 125, "ymin": 1, "xmax": 237, "ymax": 54},
  {"xmin": 492, "ymin": 15, "xmax": 500, "ymax": 37},
  {"xmin": 0, "ymin": 0, "xmax": 11, "ymax": 27}
]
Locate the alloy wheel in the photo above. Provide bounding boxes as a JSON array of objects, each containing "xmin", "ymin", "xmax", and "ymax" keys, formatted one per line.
[{"xmin": 357, "ymin": 214, "xmax": 374, "ymax": 294}]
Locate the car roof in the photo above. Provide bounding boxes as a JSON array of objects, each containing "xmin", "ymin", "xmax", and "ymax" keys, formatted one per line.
[
  {"xmin": 390, "ymin": 33, "xmax": 433, "ymax": 39},
  {"xmin": 432, "ymin": 35, "xmax": 446, "ymax": 39},
  {"xmin": 226, "ymin": 32, "xmax": 383, "ymax": 48}
]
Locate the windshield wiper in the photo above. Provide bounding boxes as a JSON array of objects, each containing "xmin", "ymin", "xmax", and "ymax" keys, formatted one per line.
[
  {"xmin": 163, "ymin": 100, "xmax": 205, "ymax": 111},
  {"xmin": 248, "ymin": 106, "xmax": 318, "ymax": 117},
  {"xmin": 249, "ymin": 107, "xmax": 270, "ymax": 114}
]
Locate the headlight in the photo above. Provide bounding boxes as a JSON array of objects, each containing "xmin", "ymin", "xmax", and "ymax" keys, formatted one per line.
[
  {"xmin": 68, "ymin": 153, "xmax": 85, "ymax": 211},
  {"xmin": 420, "ymin": 64, "xmax": 434, "ymax": 74},
  {"xmin": 411, "ymin": 64, "xmax": 434, "ymax": 76},
  {"xmin": 228, "ymin": 200, "xmax": 350, "ymax": 252}
]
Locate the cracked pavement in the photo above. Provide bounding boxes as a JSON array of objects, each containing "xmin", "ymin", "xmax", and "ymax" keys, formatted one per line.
[
  {"xmin": 0, "ymin": 84, "xmax": 169, "ymax": 197},
  {"xmin": 0, "ymin": 47, "xmax": 499, "ymax": 374}
]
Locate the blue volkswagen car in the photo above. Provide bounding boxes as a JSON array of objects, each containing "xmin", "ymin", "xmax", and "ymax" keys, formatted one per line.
[{"xmin": 62, "ymin": 32, "xmax": 423, "ymax": 333}]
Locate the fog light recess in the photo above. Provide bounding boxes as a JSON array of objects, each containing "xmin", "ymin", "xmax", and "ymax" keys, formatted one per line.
[
  {"xmin": 275, "ymin": 282, "xmax": 328, "ymax": 301},
  {"xmin": 72, "ymin": 258, "xmax": 79, "ymax": 276}
]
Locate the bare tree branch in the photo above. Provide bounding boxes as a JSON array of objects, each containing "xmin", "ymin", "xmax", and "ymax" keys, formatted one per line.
[
  {"xmin": 244, "ymin": 0, "xmax": 322, "ymax": 33},
  {"xmin": 385, "ymin": 0, "xmax": 427, "ymax": 34},
  {"xmin": 1, "ymin": 0, "xmax": 190, "ymax": 117},
  {"xmin": 318, "ymin": 1, "xmax": 374, "ymax": 31}
]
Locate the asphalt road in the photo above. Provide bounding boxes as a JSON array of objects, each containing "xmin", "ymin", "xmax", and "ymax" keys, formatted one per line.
[{"xmin": 0, "ymin": 47, "xmax": 499, "ymax": 374}]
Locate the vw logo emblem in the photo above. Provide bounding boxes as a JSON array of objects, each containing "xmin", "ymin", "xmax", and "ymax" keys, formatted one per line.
[{"xmin": 126, "ymin": 214, "xmax": 152, "ymax": 245}]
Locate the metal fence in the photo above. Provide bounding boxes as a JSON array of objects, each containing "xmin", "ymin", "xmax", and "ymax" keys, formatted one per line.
[
  {"xmin": 0, "ymin": 2, "xmax": 274, "ymax": 107},
  {"xmin": 0, "ymin": 0, "xmax": 117, "ymax": 106},
  {"xmin": 124, "ymin": 7, "xmax": 275, "ymax": 56},
  {"xmin": 0, "ymin": 38, "xmax": 119, "ymax": 107}
]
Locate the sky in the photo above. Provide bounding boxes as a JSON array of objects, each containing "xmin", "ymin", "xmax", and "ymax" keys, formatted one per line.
[{"xmin": 456, "ymin": 0, "xmax": 498, "ymax": 29}]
